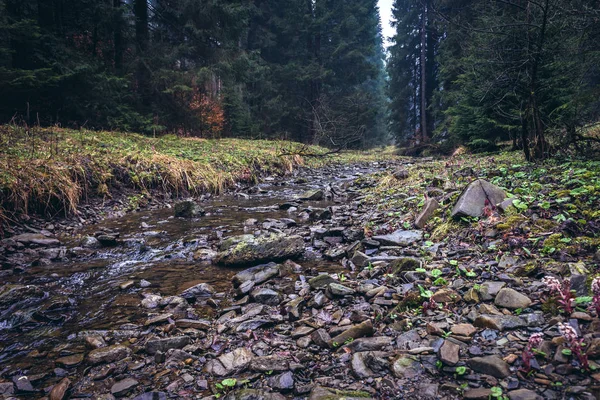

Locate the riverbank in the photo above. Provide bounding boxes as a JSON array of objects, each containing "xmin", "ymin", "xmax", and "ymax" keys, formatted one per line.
[
  {"xmin": 0, "ymin": 126, "xmax": 396, "ymax": 236},
  {"xmin": 1, "ymin": 137, "xmax": 600, "ymax": 399}
]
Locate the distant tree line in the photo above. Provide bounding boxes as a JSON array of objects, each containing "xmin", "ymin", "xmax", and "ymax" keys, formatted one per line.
[
  {"xmin": 0, "ymin": 0, "xmax": 388, "ymax": 148},
  {"xmin": 388, "ymin": 0, "xmax": 600, "ymax": 159}
]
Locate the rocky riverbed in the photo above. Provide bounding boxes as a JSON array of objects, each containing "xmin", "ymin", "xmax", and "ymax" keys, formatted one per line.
[{"xmin": 1, "ymin": 157, "xmax": 599, "ymax": 400}]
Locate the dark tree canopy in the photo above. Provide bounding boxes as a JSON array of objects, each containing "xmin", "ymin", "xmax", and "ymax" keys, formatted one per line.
[{"xmin": 0, "ymin": 0, "xmax": 388, "ymax": 148}]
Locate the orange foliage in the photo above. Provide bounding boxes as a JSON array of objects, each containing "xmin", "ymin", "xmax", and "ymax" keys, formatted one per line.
[{"xmin": 189, "ymin": 90, "xmax": 224, "ymax": 138}]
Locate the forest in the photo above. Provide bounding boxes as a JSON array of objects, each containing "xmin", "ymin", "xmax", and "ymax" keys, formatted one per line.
[
  {"xmin": 1, "ymin": 0, "xmax": 599, "ymax": 158},
  {"xmin": 1, "ymin": 1, "xmax": 600, "ymax": 400}
]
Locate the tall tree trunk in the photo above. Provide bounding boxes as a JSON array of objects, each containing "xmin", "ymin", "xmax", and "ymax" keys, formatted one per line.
[
  {"xmin": 529, "ymin": 0, "xmax": 549, "ymax": 159},
  {"xmin": 424, "ymin": 0, "xmax": 435, "ymax": 139},
  {"xmin": 134, "ymin": 0, "xmax": 150, "ymax": 103},
  {"xmin": 113, "ymin": 0, "xmax": 124, "ymax": 73},
  {"xmin": 419, "ymin": 0, "xmax": 428, "ymax": 143}
]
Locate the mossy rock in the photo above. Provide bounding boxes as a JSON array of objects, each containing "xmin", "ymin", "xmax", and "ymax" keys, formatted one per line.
[
  {"xmin": 216, "ymin": 233, "xmax": 304, "ymax": 267},
  {"xmin": 308, "ymin": 386, "xmax": 373, "ymax": 400},
  {"xmin": 174, "ymin": 200, "xmax": 205, "ymax": 218},
  {"xmin": 389, "ymin": 257, "xmax": 422, "ymax": 274}
]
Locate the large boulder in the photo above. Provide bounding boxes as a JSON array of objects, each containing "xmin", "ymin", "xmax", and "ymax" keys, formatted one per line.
[
  {"xmin": 451, "ymin": 179, "xmax": 506, "ymax": 218},
  {"xmin": 216, "ymin": 234, "xmax": 304, "ymax": 266}
]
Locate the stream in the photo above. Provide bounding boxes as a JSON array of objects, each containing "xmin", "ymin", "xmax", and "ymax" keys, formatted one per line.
[{"xmin": 0, "ymin": 163, "xmax": 387, "ymax": 383}]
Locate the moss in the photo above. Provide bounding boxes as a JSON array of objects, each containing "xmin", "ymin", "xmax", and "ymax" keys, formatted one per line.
[
  {"xmin": 532, "ymin": 218, "xmax": 557, "ymax": 233},
  {"xmin": 431, "ymin": 220, "xmax": 461, "ymax": 241},
  {"xmin": 543, "ymin": 233, "xmax": 565, "ymax": 250},
  {"xmin": 389, "ymin": 257, "xmax": 421, "ymax": 274},
  {"xmin": 514, "ymin": 262, "xmax": 540, "ymax": 277}
]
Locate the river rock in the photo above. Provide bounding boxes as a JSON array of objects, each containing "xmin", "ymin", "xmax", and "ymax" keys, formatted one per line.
[
  {"xmin": 0, "ymin": 284, "xmax": 44, "ymax": 308},
  {"xmin": 0, "ymin": 382, "xmax": 14, "ymax": 396},
  {"xmin": 309, "ymin": 386, "xmax": 374, "ymax": 400},
  {"xmin": 251, "ymin": 288, "xmax": 282, "ymax": 305},
  {"xmin": 56, "ymin": 353, "xmax": 84, "ymax": 367},
  {"xmin": 391, "ymin": 356, "xmax": 424, "ymax": 379},
  {"xmin": 12, "ymin": 233, "xmax": 60, "ymax": 246},
  {"xmin": 415, "ymin": 198, "xmax": 439, "ymax": 228},
  {"xmin": 224, "ymin": 389, "xmax": 286, "ymax": 400},
  {"xmin": 180, "ymin": 283, "xmax": 215, "ymax": 300},
  {"xmin": 145, "ymin": 336, "xmax": 190, "ymax": 355},
  {"xmin": 250, "ymin": 355, "xmax": 290, "ymax": 372},
  {"xmin": 479, "ymin": 281, "xmax": 506, "ymax": 301},
  {"xmin": 132, "ymin": 393, "xmax": 167, "ymax": 400},
  {"xmin": 372, "ymin": 230, "xmax": 423, "ymax": 246},
  {"xmin": 205, "ymin": 347, "xmax": 254, "ymax": 376},
  {"xmin": 174, "ymin": 201, "xmax": 205, "ymax": 218},
  {"xmin": 268, "ymin": 371, "xmax": 294, "ymax": 391},
  {"xmin": 468, "ymin": 355, "xmax": 510, "ymax": 378},
  {"xmin": 343, "ymin": 336, "xmax": 393, "ymax": 352},
  {"xmin": 97, "ymin": 234, "xmax": 118, "ymax": 246},
  {"xmin": 12, "ymin": 375, "xmax": 35, "ymax": 393},
  {"xmin": 438, "ymin": 340, "xmax": 460, "ymax": 365},
  {"xmin": 88, "ymin": 344, "xmax": 132, "ymax": 365},
  {"xmin": 232, "ymin": 263, "xmax": 280, "ymax": 287},
  {"xmin": 216, "ymin": 234, "xmax": 304, "ymax": 266},
  {"xmin": 175, "ymin": 319, "xmax": 211, "ymax": 330},
  {"xmin": 236, "ymin": 318, "xmax": 272, "ymax": 332},
  {"xmin": 508, "ymin": 389, "xmax": 543, "ymax": 400},
  {"xmin": 49, "ymin": 378, "xmax": 70, "ymax": 400},
  {"xmin": 308, "ymin": 274, "xmax": 336, "ymax": 289},
  {"xmin": 494, "ymin": 288, "xmax": 531, "ymax": 309},
  {"xmin": 299, "ymin": 190, "xmax": 324, "ymax": 201},
  {"xmin": 111, "ymin": 378, "xmax": 138, "ymax": 397},
  {"xmin": 80, "ymin": 236, "xmax": 100, "ymax": 249},
  {"xmin": 327, "ymin": 282, "xmax": 355, "ymax": 296},
  {"xmin": 329, "ymin": 320, "xmax": 373, "ymax": 347}
]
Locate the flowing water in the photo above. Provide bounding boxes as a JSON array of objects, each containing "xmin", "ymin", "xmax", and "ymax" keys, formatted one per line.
[{"xmin": 0, "ymin": 163, "xmax": 385, "ymax": 378}]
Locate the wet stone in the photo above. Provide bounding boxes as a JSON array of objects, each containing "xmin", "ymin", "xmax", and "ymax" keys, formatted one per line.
[
  {"xmin": 88, "ymin": 344, "xmax": 132, "ymax": 365},
  {"xmin": 145, "ymin": 336, "xmax": 190, "ymax": 355},
  {"xmin": 12, "ymin": 376, "xmax": 35, "ymax": 393},
  {"xmin": 56, "ymin": 353, "xmax": 84, "ymax": 367},
  {"xmin": 180, "ymin": 283, "xmax": 215, "ymax": 300},
  {"xmin": 232, "ymin": 262, "xmax": 280, "ymax": 287}
]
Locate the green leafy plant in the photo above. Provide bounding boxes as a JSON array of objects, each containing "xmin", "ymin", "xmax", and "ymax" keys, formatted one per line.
[
  {"xmin": 431, "ymin": 269, "xmax": 442, "ymax": 278},
  {"xmin": 418, "ymin": 284, "xmax": 433, "ymax": 299}
]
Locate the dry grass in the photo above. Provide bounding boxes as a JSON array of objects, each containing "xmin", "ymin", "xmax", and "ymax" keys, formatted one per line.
[{"xmin": 0, "ymin": 125, "xmax": 397, "ymax": 232}]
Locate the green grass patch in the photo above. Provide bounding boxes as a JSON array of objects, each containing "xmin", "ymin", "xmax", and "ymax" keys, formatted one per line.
[{"xmin": 0, "ymin": 125, "xmax": 398, "ymax": 231}]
